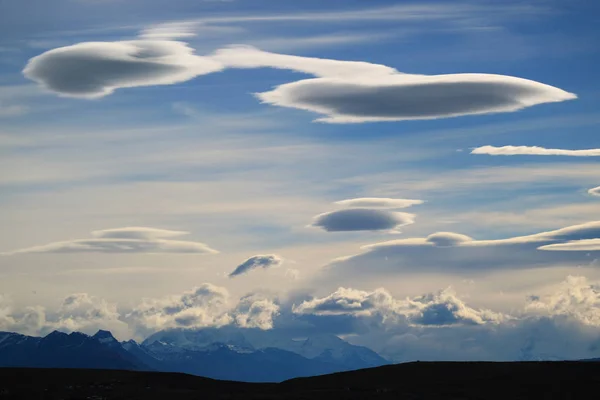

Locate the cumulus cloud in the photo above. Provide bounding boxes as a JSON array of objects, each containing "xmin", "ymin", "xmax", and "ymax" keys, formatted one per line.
[
  {"xmin": 2, "ymin": 227, "xmax": 218, "ymax": 255},
  {"xmin": 311, "ymin": 208, "xmax": 415, "ymax": 232},
  {"xmin": 0, "ymin": 296, "xmax": 46, "ymax": 337},
  {"xmin": 525, "ymin": 276, "xmax": 600, "ymax": 326},
  {"xmin": 472, "ymin": 145, "xmax": 600, "ymax": 157},
  {"xmin": 51, "ymin": 293, "xmax": 129, "ymax": 336},
  {"xmin": 127, "ymin": 284, "xmax": 233, "ymax": 333},
  {"xmin": 324, "ymin": 221, "xmax": 600, "ymax": 276},
  {"xmin": 233, "ymin": 295, "xmax": 280, "ymax": 330},
  {"xmin": 229, "ymin": 254, "xmax": 283, "ymax": 278},
  {"xmin": 23, "ymin": 40, "xmax": 223, "ymax": 98},
  {"xmin": 589, "ymin": 186, "xmax": 600, "ymax": 197},
  {"xmin": 334, "ymin": 197, "xmax": 424, "ymax": 209},
  {"xmin": 24, "ymin": 39, "xmax": 575, "ymax": 122},
  {"xmin": 293, "ymin": 287, "xmax": 504, "ymax": 327}
]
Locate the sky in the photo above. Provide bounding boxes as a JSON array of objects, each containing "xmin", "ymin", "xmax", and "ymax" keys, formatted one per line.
[{"xmin": 0, "ymin": 0, "xmax": 600, "ymax": 362}]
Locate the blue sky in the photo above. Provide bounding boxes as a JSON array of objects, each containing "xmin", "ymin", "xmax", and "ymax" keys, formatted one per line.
[{"xmin": 0, "ymin": 0, "xmax": 599, "ymax": 361}]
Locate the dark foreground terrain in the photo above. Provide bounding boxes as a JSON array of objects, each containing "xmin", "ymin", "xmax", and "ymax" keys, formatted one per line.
[{"xmin": 1, "ymin": 361, "xmax": 599, "ymax": 399}]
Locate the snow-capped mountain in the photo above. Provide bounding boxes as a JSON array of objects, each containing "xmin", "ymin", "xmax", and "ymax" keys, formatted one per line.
[
  {"xmin": 144, "ymin": 327, "xmax": 388, "ymax": 370},
  {"xmin": 0, "ymin": 328, "xmax": 389, "ymax": 382}
]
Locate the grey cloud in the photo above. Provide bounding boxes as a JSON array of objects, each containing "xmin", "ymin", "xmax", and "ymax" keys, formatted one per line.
[
  {"xmin": 229, "ymin": 254, "xmax": 283, "ymax": 278},
  {"xmin": 589, "ymin": 186, "xmax": 600, "ymax": 197},
  {"xmin": 23, "ymin": 40, "xmax": 222, "ymax": 98},
  {"xmin": 24, "ymin": 40, "xmax": 575, "ymax": 123},
  {"xmin": 311, "ymin": 208, "xmax": 415, "ymax": 232},
  {"xmin": 2, "ymin": 227, "xmax": 218, "ymax": 255},
  {"xmin": 257, "ymin": 74, "xmax": 576, "ymax": 123}
]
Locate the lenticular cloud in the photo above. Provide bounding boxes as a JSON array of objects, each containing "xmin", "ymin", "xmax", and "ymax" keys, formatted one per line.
[
  {"xmin": 23, "ymin": 36, "xmax": 576, "ymax": 121},
  {"xmin": 472, "ymin": 145, "xmax": 600, "ymax": 157},
  {"xmin": 23, "ymin": 40, "xmax": 223, "ymax": 98},
  {"xmin": 257, "ymin": 73, "xmax": 576, "ymax": 123},
  {"xmin": 2, "ymin": 227, "xmax": 218, "ymax": 255}
]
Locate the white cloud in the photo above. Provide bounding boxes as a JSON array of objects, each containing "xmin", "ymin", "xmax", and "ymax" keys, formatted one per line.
[
  {"xmin": 127, "ymin": 283, "xmax": 233, "ymax": 333},
  {"xmin": 472, "ymin": 145, "xmax": 600, "ymax": 157},
  {"xmin": 323, "ymin": 221, "xmax": 600, "ymax": 277},
  {"xmin": 525, "ymin": 276, "xmax": 600, "ymax": 326},
  {"xmin": 51, "ymin": 293, "xmax": 129, "ymax": 336},
  {"xmin": 539, "ymin": 239, "xmax": 600, "ymax": 252},
  {"xmin": 211, "ymin": 45, "xmax": 398, "ymax": 78},
  {"xmin": 335, "ymin": 197, "xmax": 423, "ymax": 209},
  {"xmin": 233, "ymin": 295, "xmax": 280, "ymax": 330},
  {"xmin": 23, "ymin": 40, "xmax": 223, "ymax": 98},
  {"xmin": 310, "ymin": 208, "xmax": 415, "ymax": 232},
  {"xmin": 229, "ymin": 254, "xmax": 283, "ymax": 278},
  {"xmin": 2, "ymin": 227, "xmax": 218, "ymax": 255},
  {"xmin": 293, "ymin": 286, "xmax": 504, "ymax": 326},
  {"xmin": 589, "ymin": 186, "xmax": 600, "ymax": 197}
]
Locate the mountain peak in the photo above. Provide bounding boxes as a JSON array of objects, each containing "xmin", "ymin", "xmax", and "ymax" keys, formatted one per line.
[{"xmin": 93, "ymin": 330, "xmax": 118, "ymax": 345}]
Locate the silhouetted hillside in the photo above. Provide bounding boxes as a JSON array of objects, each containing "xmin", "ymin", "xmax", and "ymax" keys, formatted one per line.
[{"xmin": 1, "ymin": 361, "xmax": 599, "ymax": 399}]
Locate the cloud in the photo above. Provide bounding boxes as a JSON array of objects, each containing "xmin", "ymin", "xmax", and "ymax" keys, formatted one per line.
[
  {"xmin": 472, "ymin": 145, "xmax": 600, "ymax": 157},
  {"xmin": 589, "ymin": 186, "xmax": 600, "ymax": 197},
  {"xmin": 2, "ymin": 227, "xmax": 218, "ymax": 255},
  {"xmin": 233, "ymin": 295, "xmax": 280, "ymax": 330},
  {"xmin": 211, "ymin": 45, "xmax": 398, "ymax": 78},
  {"xmin": 23, "ymin": 40, "xmax": 223, "ymax": 98},
  {"xmin": 289, "ymin": 276, "xmax": 600, "ymax": 362},
  {"xmin": 229, "ymin": 254, "xmax": 283, "ymax": 278},
  {"xmin": 256, "ymin": 73, "xmax": 575, "ymax": 123},
  {"xmin": 334, "ymin": 197, "xmax": 424, "ymax": 209},
  {"xmin": 525, "ymin": 276, "xmax": 600, "ymax": 326},
  {"xmin": 127, "ymin": 284, "xmax": 233, "ymax": 333},
  {"xmin": 310, "ymin": 208, "xmax": 415, "ymax": 232},
  {"xmin": 539, "ymin": 239, "xmax": 600, "ymax": 252},
  {"xmin": 51, "ymin": 293, "xmax": 129, "ymax": 336},
  {"xmin": 323, "ymin": 221, "xmax": 600, "ymax": 277},
  {"xmin": 24, "ymin": 39, "xmax": 575, "ymax": 122},
  {"xmin": 292, "ymin": 286, "xmax": 504, "ymax": 326}
]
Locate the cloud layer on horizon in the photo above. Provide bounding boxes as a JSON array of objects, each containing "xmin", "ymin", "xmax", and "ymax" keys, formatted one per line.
[
  {"xmin": 4, "ymin": 276, "xmax": 600, "ymax": 362},
  {"xmin": 2, "ymin": 227, "xmax": 218, "ymax": 255},
  {"xmin": 472, "ymin": 145, "xmax": 600, "ymax": 157}
]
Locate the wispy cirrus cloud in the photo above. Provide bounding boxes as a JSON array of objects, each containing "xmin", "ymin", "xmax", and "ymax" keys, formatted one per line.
[
  {"xmin": 2, "ymin": 227, "xmax": 218, "ymax": 255},
  {"xmin": 472, "ymin": 145, "xmax": 600, "ymax": 157}
]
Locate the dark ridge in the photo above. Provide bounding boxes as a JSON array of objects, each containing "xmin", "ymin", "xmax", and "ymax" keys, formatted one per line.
[{"xmin": 1, "ymin": 361, "xmax": 600, "ymax": 399}]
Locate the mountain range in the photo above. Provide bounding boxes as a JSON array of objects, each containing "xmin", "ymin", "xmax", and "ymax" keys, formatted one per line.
[{"xmin": 0, "ymin": 327, "xmax": 388, "ymax": 382}]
